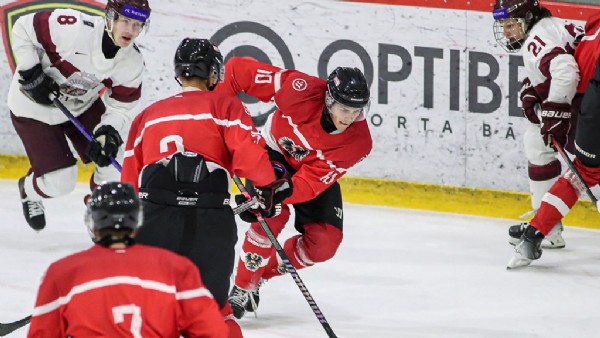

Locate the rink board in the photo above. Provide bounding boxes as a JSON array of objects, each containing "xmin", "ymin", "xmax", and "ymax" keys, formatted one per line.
[{"xmin": 1, "ymin": 154, "xmax": 596, "ymax": 229}]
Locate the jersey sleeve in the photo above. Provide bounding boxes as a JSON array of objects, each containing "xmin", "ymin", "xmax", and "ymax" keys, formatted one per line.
[
  {"xmin": 120, "ymin": 112, "xmax": 145, "ymax": 191},
  {"xmin": 175, "ymin": 258, "xmax": 228, "ymax": 338},
  {"xmin": 524, "ymin": 21, "xmax": 581, "ymax": 104},
  {"xmin": 98, "ymin": 53, "xmax": 144, "ymax": 137},
  {"xmin": 545, "ymin": 53, "xmax": 580, "ymax": 104},
  {"xmin": 286, "ymin": 162, "xmax": 339, "ymax": 204},
  {"xmin": 28, "ymin": 265, "xmax": 65, "ymax": 338},
  {"xmin": 286, "ymin": 132, "xmax": 372, "ymax": 204},
  {"xmin": 216, "ymin": 56, "xmax": 286, "ymax": 103},
  {"xmin": 11, "ymin": 9, "xmax": 80, "ymax": 72},
  {"xmin": 221, "ymin": 97, "xmax": 275, "ymax": 187}
]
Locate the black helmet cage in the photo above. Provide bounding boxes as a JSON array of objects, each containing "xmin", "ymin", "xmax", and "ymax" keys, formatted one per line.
[
  {"xmin": 85, "ymin": 182, "xmax": 143, "ymax": 238},
  {"xmin": 325, "ymin": 67, "xmax": 371, "ymax": 118},
  {"xmin": 174, "ymin": 38, "xmax": 224, "ymax": 90}
]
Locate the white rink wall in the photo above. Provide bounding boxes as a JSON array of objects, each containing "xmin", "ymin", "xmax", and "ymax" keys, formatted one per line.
[{"xmin": 0, "ymin": 0, "xmax": 585, "ymax": 192}]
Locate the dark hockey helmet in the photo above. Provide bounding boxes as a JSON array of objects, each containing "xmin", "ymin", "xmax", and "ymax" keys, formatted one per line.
[
  {"xmin": 326, "ymin": 67, "xmax": 370, "ymax": 109},
  {"xmin": 492, "ymin": 0, "xmax": 543, "ymax": 52},
  {"xmin": 106, "ymin": 0, "xmax": 151, "ymax": 23},
  {"xmin": 174, "ymin": 38, "xmax": 224, "ymax": 90},
  {"xmin": 85, "ymin": 182, "xmax": 142, "ymax": 234}
]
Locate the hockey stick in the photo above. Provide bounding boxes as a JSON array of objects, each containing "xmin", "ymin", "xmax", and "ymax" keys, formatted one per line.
[
  {"xmin": 552, "ymin": 137, "xmax": 600, "ymax": 212},
  {"xmin": 0, "ymin": 315, "xmax": 31, "ymax": 336},
  {"xmin": 232, "ymin": 175, "xmax": 338, "ymax": 338},
  {"xmin": 232, "ymin": 196, "xmax": 258, "ymax": 215},
  {"xmin": 0, "ymin": 201, "xmax": 255, "ymax": 336},
  {"xmin": 53, "ymin": 98, "xmax": 122, "ymax": 172}
]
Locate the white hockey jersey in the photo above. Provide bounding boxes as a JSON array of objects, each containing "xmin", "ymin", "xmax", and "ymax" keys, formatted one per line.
[
  {"xmin": 522, "ymin": 17, "xmax": 583, "ymax": 105},
  {"xmin": 7, "ymin": 9, "xmax": 144, "ymax": 133}
]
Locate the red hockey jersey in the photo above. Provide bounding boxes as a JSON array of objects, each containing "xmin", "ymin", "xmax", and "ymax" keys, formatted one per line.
[
  {"xmin": 216, "ymin": 57, "xmax": 372, "ymax": 204},
  {"xmin": 27, "ymin": 244, "xmax": 228, "ymax": 338},
  {"xmin": 575, "ymin": 11, "xmax": 600, "ymax": 93},
  {"xmin": 121, "ymin": 89, "xmax": 275, "ymax": 191}
]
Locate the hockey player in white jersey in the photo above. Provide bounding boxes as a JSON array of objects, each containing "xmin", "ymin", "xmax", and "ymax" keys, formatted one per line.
[
  {"xmin": 8, "ymin": 0, "xmax": 151, "ymax": 230},
  {"xmin": 492, "ymin": 0, "xmax": 582, "ymax": 253}
]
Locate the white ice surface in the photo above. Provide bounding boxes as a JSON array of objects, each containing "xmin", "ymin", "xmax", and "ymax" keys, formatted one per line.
[{"xmin": 1, "ymin": 179, "xmax": 600, "ymax": 337}]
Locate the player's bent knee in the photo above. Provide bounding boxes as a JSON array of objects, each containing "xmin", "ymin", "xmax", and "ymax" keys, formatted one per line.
[
  {"xmin": 250, "ymin": 204, "xmax": 290, "ymax": 235},
  {"xmin": 36, "ymin": 165, "xmax": 78, "ymax": 197},
  {"xmin": 524, "ymin": 125, "xmax": 556, "ymax": 165},
  {"xmin": 302, "ymin": 223, "xmax": 343, "ymax": 263}
]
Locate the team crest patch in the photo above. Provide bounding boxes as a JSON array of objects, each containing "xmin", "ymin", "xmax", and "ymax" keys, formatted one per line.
[
  {"xmin": 243, "ymin": 253, "xmax": 263, "ymax": 272},
  {"xmin": 291, "ymin": 78, "xmax": 307, "ymax": 91},
  {"xmin": 279, "ymin": 137, "xmax": 309, "ymax": 161}
]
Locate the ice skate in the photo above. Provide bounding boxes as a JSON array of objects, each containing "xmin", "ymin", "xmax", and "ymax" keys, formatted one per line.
[
  {"xmin": 507, "ymin": 226, "xmax": 543, "ymax": 269},
  {"xmin": 228, "ymin": 284, "xmax": 260, "ymax": 319},
  {"xmin": 508, "ymin": 222, "xmax": 565, "ymax": 249},
  {"xmin": 19, "ymin": 176, "xmax": 46, "ymax": 231}
]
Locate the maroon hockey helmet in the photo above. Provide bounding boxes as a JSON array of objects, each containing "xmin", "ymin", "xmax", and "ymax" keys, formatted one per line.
[
  {"xmin": 493, "ymin": 0, "xmax": 541, "ymax": 21},
  {"xmin": 492, "ymin": 0, "xmax": 543, "ymax": 52},
  {"xmin": 106, "ymin": 0, "xmax": 151, "ymax": 23}
]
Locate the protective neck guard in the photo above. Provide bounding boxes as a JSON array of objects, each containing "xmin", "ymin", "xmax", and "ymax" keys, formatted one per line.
[{"xmin": 102, "ymin": 30, "xmax": 120, "ymax": 59}]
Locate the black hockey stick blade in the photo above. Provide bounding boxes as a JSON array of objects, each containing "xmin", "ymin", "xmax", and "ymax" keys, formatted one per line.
[{"xmin": 0, "ymin": 315, "xmax": 32, "ymax": 336}]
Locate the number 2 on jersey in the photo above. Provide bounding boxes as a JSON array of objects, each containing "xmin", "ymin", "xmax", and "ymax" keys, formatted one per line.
[{"xmin": 527, "ymin": 35, "xmax": 546, "ymax": 57}]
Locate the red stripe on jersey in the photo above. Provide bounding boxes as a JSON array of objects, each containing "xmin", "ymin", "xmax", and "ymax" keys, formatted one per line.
[
  {"xmin": 111, "ymin": 84, "xmax": 142, "ymax": 102},
  {"xmin": 538, "ymin": 46, "xmax": 567, "ymax": 79},
  {"xmin": 528, "ymin": 160, "xmax": 561, "ymax": 182},
  {"xmin": 33, "ymin": 12, "xmax": 78, "ymax": 78},
  {"xmin": 103, "ymin": 78, "xmax": 142, "ymax": 103}
]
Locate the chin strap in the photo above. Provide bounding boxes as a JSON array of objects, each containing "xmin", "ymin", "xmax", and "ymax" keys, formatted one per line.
[{"xmin": 96, "ymin": 235, "xmax": 135, "ymax": 247}]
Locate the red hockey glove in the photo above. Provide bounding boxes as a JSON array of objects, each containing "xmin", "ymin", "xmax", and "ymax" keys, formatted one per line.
[
  {"xmin": 520, "ymin": 78, "xmax": 541, "ymax": 124},
  {"xmin": 236, "ymin": 162, "xmax": 293, "ymax": 223},
  {"xmin": 540, "ymin": 102, "xmax": 572, "ymax": 148}
]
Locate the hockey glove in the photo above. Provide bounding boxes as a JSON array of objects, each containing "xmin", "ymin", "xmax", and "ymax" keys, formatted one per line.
[
  {"xmin": 540, "ymin": 102, "xmax": 572, "ymax": 148},
  {"xmin": 18, "ymin": 64, "xmax": 60, "ymax": 106},
  {"xmin": 236, "ymin": 162, "xmax": 293, "ymax": 223},
  {"xmin": 85, "ymin": 125, "xmax": 123, "ymax": 167},
  {"xmin": 520, "ymin": 77, "xmax": 541, "ymax": 125}
]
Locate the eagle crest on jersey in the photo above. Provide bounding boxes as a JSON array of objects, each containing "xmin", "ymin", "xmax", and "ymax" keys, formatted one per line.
[
  {"xmin": 243, "ymin": 252, "xmax": 264, "ymax": 272},
  {"xmin": 278, "ymin": 136, "xmax": 309, "ymax": 162},
  {"xmin": 60, "ymin": 72, "xmax": 102, "ymax": 98}
]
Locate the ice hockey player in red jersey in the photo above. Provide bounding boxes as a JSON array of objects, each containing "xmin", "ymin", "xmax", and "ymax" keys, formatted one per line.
[
  {"xmin": 121, "ymin": 38, "xmax": 293, "ymax": 337},
  {"xmin": 492, "ymin": 0, "xmax": 583, "ymax": 250},
  {"xmin": 9, "ymin": 0, "xmax": 151, "ymax": 231},
  {"xmin": 507, "ymin": 11, "xmax": 600, "ymax": 269},
  {"xmin": 27, "ymin": 182, "xmax": 228, "ymax": 338},
  {"xmin": 218, "ymin": 56, "xmax": 372, "ymax": 319}
]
